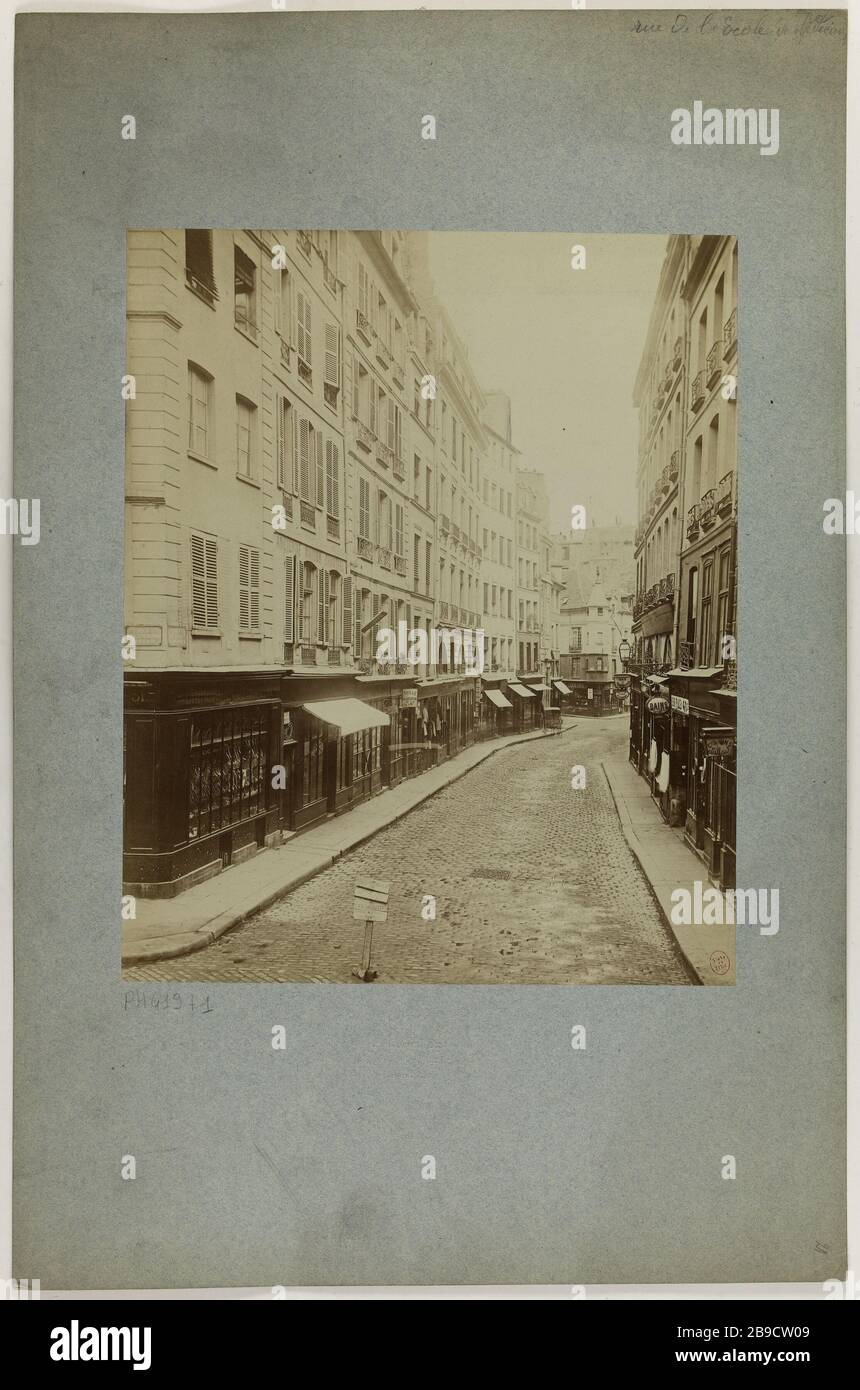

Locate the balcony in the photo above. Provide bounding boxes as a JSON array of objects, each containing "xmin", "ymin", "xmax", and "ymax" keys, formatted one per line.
[
  {"xmin": 700, "ymin": 488, "xmax": 717, "ymax": 530},
  {"xmin": 324, "ymin": 382, "xmax": 339, "ymax": 410},
  {"xmin": 724, "ymin": 307, "xmax": 737, "ymax": 359},
  {"xmin": 376, "ymin": 441, "xmax": 394, "ymax": 470},
  {"xmin": 440, "ymin": 514, "xmax": 450, "ymax": 535},
  {"xmin": 452, "ymin": 523, "xmax": 461, "ymax": 544},
  {"xmin": 706, "ymin": 341, "xmax": 722, "ymax": 387},
  {"xmin": 297, "ymin": 231, "xmax": 312, "ymax": 258},
  {"xmin": 356, "ymin": 309, "xmax": 373, "ymax": 344},
  {"xmin": 394, "ymin": 554, "xmax": 408, "ymax": 576},
  {"xmin": 327, "ymin": 647, "xmax": 342, "ymax": 666},
  {"xmin": 392, "ymin": 362, "xmax": 405, "ymax": 390},
  {"xmin": 377, "ymin": 546, "xmax": 392, "ymax": 570},
  {"xmin": 678, "ymin": 639, "xmax": 695, "ymax": 671},
  {"xmin": 392, "ymin": 455, "xmax": 406, "ymax": 483},
  {"xmin": 357, "ymin": 536, "xmax": 373, "ymax": 561},
  {"xmin": 686, "ymin": 503, "xmax": 701, "ymax": 540},
  {"xmin": 185, "ymin": 267, "xmax": 218, "ymax": 307},
  {"xmin": 326, "ymin": 515, "xmax": 340, "ymax": 541},
  {"xmin": 298, "ymin": 357, "xmax": 312, "ymax": 386},
  {"xmin": 716, "ymin": 469, "xmax": 734, "ymax": 517},
  {"xmin": 632, "ymin": 596, "xmax": 643, "ymax": 620},
  {"xmin": 661, "ymin": 464, "xmax": 671, "ymax": 494},
  {"xmin": 673, "ymin": 336, "xmax": 683, "ymax": 370},
  {"xmin": 690, "ymin": 372, "xmax": 705, "ymax": 412},
  {"xmin": 440, "ymin": 602, "xmax": 449, "ymax": 620},
  {"xmin": 323, "ymin": 264, "xmax": 337, "ymax": 294},
  {"xmin": 659, "ymin": 573, "xmax": 675, "ymax": 603},
  {"xmin": 669, "ymin": 450, "xmax": 680, "ymax": 482},
  {"xmin": 300, "ymin": 644, "xmax": 317, "ymax": 665},
  {"xmin": 300, "ymin": 500, "xmax": 315, "ymax": 529},
  {"xmin": 279, "ymin": 338, "xmax": 290, "ymax": 370},
  {"xmin": 356, "ymin": 421, "xmax": 374, "ymax": 451}
]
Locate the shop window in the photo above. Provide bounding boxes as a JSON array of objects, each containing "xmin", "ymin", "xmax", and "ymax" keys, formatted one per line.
[{"xmin": 188, "ymin": 705, "xmax": 269, "ymax": 841}]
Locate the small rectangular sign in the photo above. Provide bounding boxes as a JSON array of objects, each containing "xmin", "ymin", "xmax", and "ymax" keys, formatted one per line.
[
  {"xmin": 353, "ymin": 899, "xmax": 389, "ymax": 923},
  {"xmin": 672, "ymin": 695, "xmax": 689, "ymax": 715}
]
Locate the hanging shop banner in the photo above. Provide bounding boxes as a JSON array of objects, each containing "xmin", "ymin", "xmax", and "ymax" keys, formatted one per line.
[
  {"xmin": 401, "ymin": 688, "xmax": 418, "ymax": 709},
  {"xmin": 647, "ymin": 738, "xmax": 658, "ymax": 774},
  {"xmin": 701, "ymin": 725, "xmax": 736, "ymax": 759},
  {"xmin": 671, "ymin": 695, "xmax": 689, "ymax": 715},
  {"xmin": 657, "ymin": 754, "xmax": 670, "ymax": 793},
  {"xmin": 647, "ymin": 696, "xmax": 669, "ymax": 714}
]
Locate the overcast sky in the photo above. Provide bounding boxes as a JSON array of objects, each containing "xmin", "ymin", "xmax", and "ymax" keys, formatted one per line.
[{"xmin": 427, "ymin": 232, "xmax": 668, "ymax": 535}]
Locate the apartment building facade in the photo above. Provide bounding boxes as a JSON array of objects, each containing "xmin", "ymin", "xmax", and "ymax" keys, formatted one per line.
[
  {"xmin": 627, "ymin": 234, "xmax": 737, "ymax": 890},
  {"xmin": 481, "ymin": 392, "xmax": 518, "ymax": 688},
  {"xmin": 124, "ymin": 228, "xmax": 565, "ymax": 897}
]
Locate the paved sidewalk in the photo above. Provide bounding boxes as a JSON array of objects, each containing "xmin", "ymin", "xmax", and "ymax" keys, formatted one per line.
[
  {"xmin": 123, "ymin": 720, "xmax": 575, "ymax": 966},
  {"xmin": 602, "ymin": 755, "xmax": 736, "ymax": 985}
]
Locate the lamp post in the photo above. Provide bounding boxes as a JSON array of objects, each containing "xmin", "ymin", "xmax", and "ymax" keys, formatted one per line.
[{"xmin": 618, "ymin": 638, "xmax": 632, "ymax": 670}]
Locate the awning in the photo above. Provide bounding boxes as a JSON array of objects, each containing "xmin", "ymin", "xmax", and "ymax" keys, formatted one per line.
[
  {"xmin": 484, "ymin": 689, "xmax": 513, "ymax": 709},
  {"xmin": 507, "ymin": 683, "xmax": 537, "ymax": 699},
  {"xmin": 645, "ymin": 673, "xmax": 667, "ymax": 685},
  {"xmin": 302, "ymin": 698, "xmax": 390, "ymax": 736},
  {"xmin": 553, "ymin": 679, "xmax": 572, "ymax": 695},
  {"xmin": 528, "ymin": 682, "xmax": 552, "ymax": 692},
  {"xmin": 665, "ymin": 666, "xmax": 723, "ymax": 680}
]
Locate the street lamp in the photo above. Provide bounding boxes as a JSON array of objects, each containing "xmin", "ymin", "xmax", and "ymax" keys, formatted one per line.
[{"xmin": 618, "ymin": 638, "xmax": 632, "ymax": 670}]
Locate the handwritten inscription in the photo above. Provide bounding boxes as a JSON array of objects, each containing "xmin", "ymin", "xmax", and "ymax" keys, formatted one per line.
[
  {"xmin": 632, "ymin": 12, "xmax": 842, "ymax": 39},
  {"xmin": 123, "ymin": 988, "xmax": 213, "ymax": 1014}
]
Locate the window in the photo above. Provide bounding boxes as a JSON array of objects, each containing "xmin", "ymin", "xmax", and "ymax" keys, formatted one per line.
[
  {"xmin": 425, "ymin": 540, "xmax": 431, "ymax": 597},
  {"xmin": 414, "ymin": 454, "xmax": 421, "ymax": 501},
  {"xmin": 377, "ymin": 491, "xmax": 392, "ymax": 550},
  {"xmin": 716, "ymin": 545, "xmax": 732, "ymax": 658},
  {"xmin": 483, "ymin": 582, "xmax": 489, "ymax": 613},
  {"xmin": 327, "ymin": 572, "xmax": 340, "ymax": 647},
  {"xmin": 394, "ymin": 503, "xmax": 404, "ymax": 557},
  {"xmin": 298, "ymin": 419, "xmax": 323, "ymax": 505},
  {"xmin": 325, "ymin": 440, "xmax": 340, "ymax": 519},
  {"xmin": 187, "ymin": 363, "xmax": 213, "ymax": 459},
  {"xmin": 234, "ymin": 246, "xmax": 257, "ymax": 336},
  {"xmin": 296, "ymin": 291, "xmax": 312, "ymax": 371},
  {"xmin": 276, "ymin": 395, "xmax": 296, "ymax": 492},
  {"xmin": 300, "ymin": 562, "xmax": 316, "ymax": 642},
  {"xmin": 359, "ymin": 476, "xmax": 371, "ymax": 540},
  {"xmin": 238, "ymin": 545, "xmax": 260, "ymax": 633},
  {"xmin": 190, "ymin": 532, "xmax": 219, "ymax": 633},
  {"xmin": 358, "ymin": 261, "xmax": 369, "ymax": 320},
  {"xmin": 701, "ymin": 560, "xmax": 713, "ymax": 665},
  {"xmin": 235, "ymin": 396, "xmax": 256, "ymax": 479},
  {"xmin": 185, "ymin": 230, "xmax": 216, "ymax": 304},
  {"xmin": 355, "ymin": 358, "xmax": 371, "ymax": 426},
  {"xmin": 284, "ymin": 553, "xmax": 296, "ymax": 645}
]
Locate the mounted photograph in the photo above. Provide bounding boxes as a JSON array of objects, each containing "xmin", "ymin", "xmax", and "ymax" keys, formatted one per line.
[{"xmin": 122, "ymin": 230, "xmax": 737, "ymax": 985}]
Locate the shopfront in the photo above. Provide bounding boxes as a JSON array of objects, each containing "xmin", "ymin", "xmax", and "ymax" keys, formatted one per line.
[
  {"xmin": 483, "ymin": 686, "xmax": 513, "ymax": 736},
  {"xmin": 508, "ymin": 681, "xmax": 538, "ymax": 730},
  {"xmin": 666, "ymin": 667, "xmax": 736, "ymax": 887},
  {"xmin": 123, "ymin": 670, "xmax": 282, "ymax": 897}
]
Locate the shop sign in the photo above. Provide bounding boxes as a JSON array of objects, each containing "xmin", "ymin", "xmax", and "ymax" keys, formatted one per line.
[
  {"xmin": 401, "ymin": 687, "xmax": 418, "ymax": 709},
  {"xmin": 701, "ymin": 725, "xmax": 735, "ymax": 758},
  {"xmin": 587, "ymin": 688, "xmax": 593, "ymax": 700},
  {"xmin": 671, "ymin": 695, "xmax": 689, "ymax": 715}
]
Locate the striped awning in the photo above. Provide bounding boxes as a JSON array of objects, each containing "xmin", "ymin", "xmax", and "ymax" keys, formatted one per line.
[{"xmin": 507, "ymin": 682, "xmax": 537, "ymax": 699}]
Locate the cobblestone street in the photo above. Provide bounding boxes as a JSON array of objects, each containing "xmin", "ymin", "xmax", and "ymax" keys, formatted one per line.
[{"xmin": 126, "ymin": 716, "xmax": 694, "ymax": 985}]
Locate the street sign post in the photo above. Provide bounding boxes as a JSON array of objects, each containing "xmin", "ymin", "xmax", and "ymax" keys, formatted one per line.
[{"xmin": 352, "ymin": 878, "xmax": 390, "ymax": 981}]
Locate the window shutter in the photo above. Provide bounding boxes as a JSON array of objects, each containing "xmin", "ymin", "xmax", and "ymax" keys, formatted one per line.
[
  {"xmin": 299, "ymin": 418, "xmax": 310, "ymax": 500},
  {"xmin": 353, "ymin": 589, "xmax": 362, "ymax": 656},
  {"xmin": 359, "ymin": 476, "xmax": 369, "ymax": 540},
  {"xmin": 325, "ymin": 440, "xmax": 334, "ymax": 516},
  {"xmin": 318, "ymin": 569, "xmax": 327, "ymax": 644},
  {"xmin": 315, "ymin": 431, "xmax": 324, "ymax": 508},
  {"xmin": 387, "ymin": 397, "xmax": 395, "ymax": 450},
  {"xmin": 331, "ymin": 443, "xmax": 339, "ymax": 517},
  {"xmin": 239, "ymin": 545, "xmax": 250, "ymax": 630},
  {"xmin": 324, "ymin": 323, "xmax": 340, "ymax": 387},
  {"xmin": 191, "ymin": 533, "xmax": 207, "ymax": 630},
  {"xmin": 249, "ymin": 547, "xmax": 260, "ymax": 631},
  {"xmin": 342, "ymin": 575, "xmax": 353, "ymax": 647},
  {"xmin": 369, "ymin": 384, "xmax": 376, "ymax": 437},
  {"xmin": 204, "ymin": 537, "xmax": 218, "ymax": 628},
  {"xmin": 284, "ymin": 553, "xmax": 296, "ymax": 644},
  {"xmin": 275, "ymin": 395, "xmax": 284, "ymax": 489}
]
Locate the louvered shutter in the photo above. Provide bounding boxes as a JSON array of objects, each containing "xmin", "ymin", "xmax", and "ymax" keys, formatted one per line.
[
  {"xmin": 315, "ymin": 431, "xmax": 324, "ymax": 508},
  {"xmin": 353, "ymin": 589, "xmax": 362, "ymax": 656},
  {"xmin": 387, "ymin": 397, "xmax": 395, "ymax": 450},
  {"xmin": 191, "ymin": 533, "xmax": 207, "ymax": 630},
  {"xmin": 342, "ymin": 575, "xmax": 353, "ymax": 647},
  {"xmin": 284, "ymin": 553, "xmax": 296, "ymax": 644},
  {"xmin": 275, "ymin": 395, "xmax": 284, "ymax": 489},
  {"xmin": 249, "ymin": 547, "xmax": 260, "ymax": 630},
  {"xmin": 324, "ymin": 323, "xmax": 340, "ymax": 387},
  {"xmin": 239, "ymin": 545, "xmax": 250, "ymax": 630},
  {"xmin": 204, "ymin": 538, "xmax": 218, "ymax": 628},
  {"xmin": 325, "ymin": 440, "xmax": 334, "ymax": 516},
  {"xmin": 299, "ymin": 418, "xmax": 310, "ymax": 500},
  {"xmin": 318, "ymin": 569, "xmax": 328, "ymax": 644}
]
